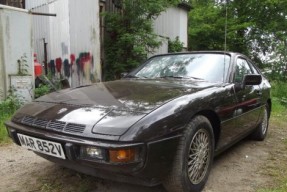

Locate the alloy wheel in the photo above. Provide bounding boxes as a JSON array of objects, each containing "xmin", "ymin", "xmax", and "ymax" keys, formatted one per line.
[{"xmin": 187, "ymin": 128, "xmax": 211, "ymax": 184}]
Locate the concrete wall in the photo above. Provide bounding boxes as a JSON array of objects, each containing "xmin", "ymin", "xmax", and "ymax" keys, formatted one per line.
[{"xmin": 0, "ymin": 5, "xmax": 33, "ymax": 101}]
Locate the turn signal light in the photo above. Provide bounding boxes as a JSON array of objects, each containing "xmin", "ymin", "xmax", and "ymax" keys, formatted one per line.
[{"xmin": 109, "ymin": 148, "xmax": 136, "ymax": 163}]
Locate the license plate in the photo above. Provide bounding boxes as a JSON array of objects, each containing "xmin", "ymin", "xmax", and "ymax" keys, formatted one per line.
[{"xmin": 17, "ymin": 133, "xmax": 66, "ymax": 159}]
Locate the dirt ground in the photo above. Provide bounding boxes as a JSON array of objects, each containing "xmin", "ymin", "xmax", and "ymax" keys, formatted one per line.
[{"xmin": 1, "ymin": 117, "xmax": 286, "ymax": 192}]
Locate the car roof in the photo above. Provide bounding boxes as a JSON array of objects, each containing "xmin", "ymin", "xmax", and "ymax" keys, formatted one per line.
[{"xmin": 149, "ymin": 51, "xmax": 243, "ymax": 58}]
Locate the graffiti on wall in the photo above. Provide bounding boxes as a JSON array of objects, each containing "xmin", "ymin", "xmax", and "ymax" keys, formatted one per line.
[{"xmin": 48, "ymin": 52, "xmax": 98, "ymax": 87}]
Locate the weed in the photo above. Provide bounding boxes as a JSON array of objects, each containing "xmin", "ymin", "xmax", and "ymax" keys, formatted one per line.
[
  {"xmin": 257, "ymin": 114, "xmax": 287, "ymax": 192},
  {"xmin": 0, "ymin": 88, "xmax": 23, "ymax": 144},
  {"xmin": 35, "ymin": 84, "xmax": 51, "ymax": 98},
  {"xmin": 271, "ymin": 81, "xmax": 287, "ymax": 108}
]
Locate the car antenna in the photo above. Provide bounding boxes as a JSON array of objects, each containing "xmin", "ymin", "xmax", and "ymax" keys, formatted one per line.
[{"xmin": 223, "ymin": 0, "xmax": 228, "ymax": 84}]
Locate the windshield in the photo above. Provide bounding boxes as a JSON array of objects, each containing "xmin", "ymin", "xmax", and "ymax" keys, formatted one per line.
[{"xmin": 134, "ymin": 53, "xmax": 231, "ymax": 83}]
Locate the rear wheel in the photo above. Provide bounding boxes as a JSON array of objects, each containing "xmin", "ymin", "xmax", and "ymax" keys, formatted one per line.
[
  {"xmin": 252, "ymin": 104, "xmax": 270, "ymax": 141},
  {"xmin": 163, "ymin": 116, "xmax": 214, "ymax": 192}
]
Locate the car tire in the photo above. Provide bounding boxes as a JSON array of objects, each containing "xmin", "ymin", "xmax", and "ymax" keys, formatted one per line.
[
  {"xmin": 251, "ymin": 104, "xmax": 270, "ymax": 141},
  {"xmin": 163, "ymin": 115, "xmax": 214, "ymax": 192}
]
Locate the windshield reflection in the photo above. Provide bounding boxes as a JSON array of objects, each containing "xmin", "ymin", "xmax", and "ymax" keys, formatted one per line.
[{"xmin": 135, "ymin": 54, "xmax": 231, "ymax": 82}]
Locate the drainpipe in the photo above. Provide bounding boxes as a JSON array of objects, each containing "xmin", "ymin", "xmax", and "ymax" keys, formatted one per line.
[{"xmin": 43, "ymin": 38, "xmax": 48, "ymax": 75}]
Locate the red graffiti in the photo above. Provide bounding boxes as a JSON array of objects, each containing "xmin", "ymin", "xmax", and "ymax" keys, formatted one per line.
[
  {"xmin": 70, "ymin": 54, "xmax": 75, "ymax": 65},
  {"xmin": 55, "ymin": 58, "xmax": 62, "ymax": 73}
]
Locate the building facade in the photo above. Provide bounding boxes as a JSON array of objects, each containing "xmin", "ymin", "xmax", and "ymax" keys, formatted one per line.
[
  {"xmin": 26, "ymin": 0, "xmax": 101, "ymax": 87},
  {"xmin": 25, "ymin": 0, "xmax": 190, "ymax": 86}
]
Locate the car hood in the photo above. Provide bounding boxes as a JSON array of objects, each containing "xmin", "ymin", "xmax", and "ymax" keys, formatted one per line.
[{"xmin": 14, "ymin": 80, "xmax": 218, "ymax": 137}]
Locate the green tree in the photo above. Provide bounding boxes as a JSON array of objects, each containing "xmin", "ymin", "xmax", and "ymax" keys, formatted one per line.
[
  {"xmin": 189, "ymin": 0, "xmax": 226, "ymax": 51},
  {"xmin": 188, "ymin": 0, "xmax": 287, "ymax": 79},
  {"xmin": 189, "ymin": 0, "xmax": 251, "ymax": 54},
  {"xmin": 103, "ymin": 0, "xmax": 182, "ymax": 80}
]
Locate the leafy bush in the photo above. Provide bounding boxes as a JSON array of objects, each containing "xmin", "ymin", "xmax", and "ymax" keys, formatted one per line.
[
  {"xmin": 35, "ymin": 84, "xmax": 51, "ymax": 98},
  {"xmin": 103, "ymin": 0, "xmax": 182, "ymax": 80},
  {"xmin": 168, "ymin": 36, "xmax": 184, "ymax": 53},
  {"xmin": 271, "ymin": 81, "xmax": 287, "ymax": 107},
  {"xmin": 0, "ymin": 90, "xmax": 23, "ymax": 143},
  {"xmin": 0, "ymin": 113, "xmax": 11, "ymax": 144}
]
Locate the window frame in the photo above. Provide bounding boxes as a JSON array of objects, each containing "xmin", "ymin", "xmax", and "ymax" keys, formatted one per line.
[{"xmin": 233, "ymin": 57, "xmax": 254, "ymax": 83}]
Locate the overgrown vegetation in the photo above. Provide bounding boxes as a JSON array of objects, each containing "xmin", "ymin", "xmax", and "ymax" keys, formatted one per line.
[
  {"xmin": 257, "ymin": 120, "xmax": 287, "ymax": 192},
  {"xmin": 0, "ymin": 88, "xmax": 23, "ymax": 144},
  {"xmin": 103, "ymin": 0, "xmax": 183, "ymax": 80},
  {"xmin": 256, "ymin": 81, "xmax": 287, "ymax": 192},
  {"xmin": 168, "ymin": 36, "xmax": 184, "ymax": 53},
  {"xmin": 34, "ymin": 84, "xmax": 51, "ymax": 99},
  {"xmin": 271, "ymin": 81, "xmax": 287, "ymax": 108},
  {"xmin": 34, "ymin": 73, "xmax": 66, "ymax": 98},
  {"xmin": 102, "ymin": 0, "xmax": 287, "ymax": 81}
]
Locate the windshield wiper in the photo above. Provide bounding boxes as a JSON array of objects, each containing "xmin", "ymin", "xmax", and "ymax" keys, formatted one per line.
[
  {"xmin": 159, "ymin": 75, "xmax": 204, "ymax": 80},
  {"xmin": 159, "ymin": 75, "xmax": 184, "ymax": 79},
  {"xmin": 124, "ymin": 74, "xmax": 148, "ymax": 79},
  {"xmin": 124, "ymin": 74, "xmax": 139, "ymax": 78}
]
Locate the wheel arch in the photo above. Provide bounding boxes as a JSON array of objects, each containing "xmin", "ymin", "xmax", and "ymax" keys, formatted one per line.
[
  {"xmin": 267, "ymin": 99, "xmax": 271, "ymax": 118},
  {"xmin": 194, "ymin": 110, "xmax": 221, "ymax": 148}
]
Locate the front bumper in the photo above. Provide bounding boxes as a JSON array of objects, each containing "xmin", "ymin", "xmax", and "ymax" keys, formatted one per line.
[{"xmin": 5, "ymin": 121, "xmax": 181, "ymax": 186}]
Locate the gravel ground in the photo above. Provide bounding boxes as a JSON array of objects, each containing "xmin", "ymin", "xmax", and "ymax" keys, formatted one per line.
[{"xmin": 0, "ymin": 118, "xmax": 285, "ymax": 192}]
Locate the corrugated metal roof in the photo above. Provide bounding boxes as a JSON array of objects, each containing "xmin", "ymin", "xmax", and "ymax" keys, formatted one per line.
[{"xmin": 25, "ymin": 0, "xmax": 57, "ymax": 10}]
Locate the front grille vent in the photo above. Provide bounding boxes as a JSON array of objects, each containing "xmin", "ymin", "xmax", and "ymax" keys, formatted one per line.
[
  {"xmin": 47, "ymin": 121, "xmax": 66, "ymax": 131},
  {"xmin": 33, "ymin": 119, "xmax": 49, "ymax": 129},
  {"xmin": 21, "ymin": 116, "xmax": 35, "ymax": 125},
  {"xmin": 65, "ymin": 123, "xmax": 85, "ymax": 133},
  {"xmin": 17, "ymin": 116, "xmax": 86, "ymax": 134}
]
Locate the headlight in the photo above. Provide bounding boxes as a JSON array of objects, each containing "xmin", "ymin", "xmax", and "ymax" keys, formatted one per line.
[
  {"xmin": 80, "ymin": 146, "xmax": 106, "ymax": 160},
  {"xmin": 80, "ymin": 146, "xmax": 141, "ymax": 164}
]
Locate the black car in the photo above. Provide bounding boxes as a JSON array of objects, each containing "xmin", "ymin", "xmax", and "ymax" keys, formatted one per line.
[{"xmin": 5, "ymin": 51, "xmax": 271, "ymax": 192}]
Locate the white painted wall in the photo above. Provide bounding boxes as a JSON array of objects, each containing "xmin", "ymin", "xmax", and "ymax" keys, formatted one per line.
[
  {"xmin": 27, "ymin": 0, "xmax": 101, "ymax": 87},
  {"xmin": 31, "ymin": 5, "xmax": 50, "ymax": 64},
  {"xmin": 69, "ymin": 0, "xmax": 101, "ymax": 86},
  {"xmin": 0, "ymin": 5, "xmax": 34, "ymax": 101},
  {"xmin": 153, "ymin": 7, "xmax": 188, "ymax": 54},
  {"xmin": 48, "ymin": 0, "xmax": 70, "ymax": 60}
]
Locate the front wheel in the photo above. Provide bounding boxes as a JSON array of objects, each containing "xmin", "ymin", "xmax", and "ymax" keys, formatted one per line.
[
  {"xmin": 251, "ymin": 104, "xmax": 270, "ymax": 141},
  {"xmin": 163, "ymin": 116, "xmax": 214, "ymax": 192}
]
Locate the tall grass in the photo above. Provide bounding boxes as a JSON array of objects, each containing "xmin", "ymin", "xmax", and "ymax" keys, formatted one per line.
[
  {"xmin": 0, "ymin": 95, "xmax": 22, "ymax": 144},
  {"xmin": 0, "ymin": 114, "xmax": 11, "ymax": 144},
  {"xmin": 257, "ymin": 81, "xmax": 287, "ymax": 192},
  {"xmin": 271, "ymin": 81, "xmax": 287, "ymax": 107},
  {"xmin": 0, "ymin": 83, "xmax": 53, "ymax": 144}
]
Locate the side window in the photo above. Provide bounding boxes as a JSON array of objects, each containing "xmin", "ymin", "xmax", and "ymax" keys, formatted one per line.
[
  {"xmin": 234, "ymin": 58, "xmax": 252, "ymax": 83},
  {"xmin": 248, "ymin": 61, "xmax": 259, "ymax": 74}
]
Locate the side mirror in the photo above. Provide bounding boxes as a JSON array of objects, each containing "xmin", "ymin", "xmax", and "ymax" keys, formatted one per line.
[
  {"xmin": 234, "ymin": 74, "xmax": 262, "ymax": 91},
  {"xmin": 243, "ymin": 74, "xmax": 262, "ymax": 86}
]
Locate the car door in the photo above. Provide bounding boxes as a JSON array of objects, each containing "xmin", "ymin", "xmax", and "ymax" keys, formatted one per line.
[{"xmin": 233, "ymin": 57, "xmax": 262, "ymax": 135}]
